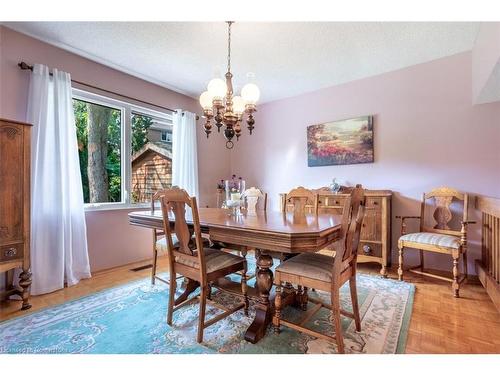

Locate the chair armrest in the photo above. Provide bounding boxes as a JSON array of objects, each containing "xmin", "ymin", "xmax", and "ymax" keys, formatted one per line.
[
  {"xmin": 461, "ymin": 220, "xmax": 476, "ymax": 225},
  {"xmin": 460, "ymin": 221, "xmax": 476, "ymax": 236},
  {"xmin": 395, "ymin": 216, "xmax": 421, "ymax": 235}
]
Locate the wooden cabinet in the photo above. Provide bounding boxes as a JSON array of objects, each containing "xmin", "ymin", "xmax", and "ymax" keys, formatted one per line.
[
  {"xmin": 280, "ymin": 188, "xmax": 392, "ymax": 277},
  {"xmin": 0, "ymin": 118, "xmax": 32, "ymax": 310}
]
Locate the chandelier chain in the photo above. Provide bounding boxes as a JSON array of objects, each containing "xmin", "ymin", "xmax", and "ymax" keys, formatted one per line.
[{"xmin": 227, "ymin": 21, "xmax": 233, "ymax": 73}]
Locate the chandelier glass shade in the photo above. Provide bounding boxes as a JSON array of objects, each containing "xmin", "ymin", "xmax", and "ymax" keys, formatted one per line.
[{"xmin": 199, "ymin": 22, "xmax": 260, "ymax": 149}]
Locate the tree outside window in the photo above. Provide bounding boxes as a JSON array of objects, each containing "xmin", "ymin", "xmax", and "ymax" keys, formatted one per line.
[{"xmin": 73, "ymin": 95, "xmax": 172, "ymax": 206}]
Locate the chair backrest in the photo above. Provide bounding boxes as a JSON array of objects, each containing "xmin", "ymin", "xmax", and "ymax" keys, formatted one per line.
[
  {"xmin": 151, "ymin": 188, "xmax": 173, "ymax": 239},
  {"xmin": 241, "ymin": 187, "xmax": 267, "ymax": 213},
  {"xmin": 151, "ymin": 189, "xmax": 168, "ymax": 214},
  {"xmin": 334, "ymin": 185, "xmax": 366, "ymax": 271},
  {"xmin": 420, "ymin": 187, "xmax": 469, "ymax": 237},
  {"xmin": 283, "ymin": 186, "xmax": 318, "ymax": 215},
  {"xmin": 158, "ymin": 187, "xmax": 208, "ymax": 276}
]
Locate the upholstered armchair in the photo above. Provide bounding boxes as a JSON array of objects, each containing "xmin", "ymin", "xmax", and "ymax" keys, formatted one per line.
[{"xmin": 397, "ymin": 187, "xmax": 475, "ymax": 297}]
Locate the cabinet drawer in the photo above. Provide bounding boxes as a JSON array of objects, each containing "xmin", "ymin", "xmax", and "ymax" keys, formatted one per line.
[
  {"xmin": 319, "ymin": 196, "xmax": 347, "ymax": 207},
  {"xmin": 358, "ymin": 242, "xmax": 382, "ymax": 258},
  {"xmin": 0, "ymin": 243, "xmax": 23, "ymax": 262},
  {"xmin": 366, "ymin": 197, "xmax": 382, "ymax": 208}
]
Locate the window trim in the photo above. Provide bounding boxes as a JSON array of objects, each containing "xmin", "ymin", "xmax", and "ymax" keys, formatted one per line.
[{"xmin": 72, "ymin": 88, "xmax": 172, "ymax": 211}]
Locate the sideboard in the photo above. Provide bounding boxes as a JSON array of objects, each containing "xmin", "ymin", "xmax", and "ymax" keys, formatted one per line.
[
  {"xmin": 0, "ymin": 118, "xmax": 32, "ymax": 309},
  {"xmin": 280, "ymin": 188, "xmax": 392, "ymax": 277}
]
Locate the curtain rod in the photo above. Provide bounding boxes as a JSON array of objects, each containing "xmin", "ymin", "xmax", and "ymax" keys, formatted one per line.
[{"xmin": 18, "ymin": 61, "xmax": 199, "ymax": 120}]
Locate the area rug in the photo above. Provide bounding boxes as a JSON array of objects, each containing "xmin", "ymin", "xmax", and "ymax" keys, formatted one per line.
[{"xmin": 0, "ymin": 272, "xmax": 414, "ymax": 354}]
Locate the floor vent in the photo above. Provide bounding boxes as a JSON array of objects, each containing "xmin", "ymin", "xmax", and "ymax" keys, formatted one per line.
[{"xmin": 130, "ymin": 264, "xmax": 153, "ymax": 272}]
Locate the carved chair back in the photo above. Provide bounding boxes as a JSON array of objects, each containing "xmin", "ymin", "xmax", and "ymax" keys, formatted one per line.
[
  {"xmin": 151, "ymin": 188, "xmax": 172, "ymax": 238},
  {"xmin": 283, "ymin": 186, "xmax": 318, "ymax": 215},
  {"xmin": 241, "ymin": 187, "xmax": 267, "ymax": 214},
  {"xmin": 151, "ymin": 189, "xmax": 170, "ymax": 214},
  {"xmin": 420, "ymin": 187, "xmax": 469, "ymax": 237},
  {"xmin": 158, "ymin": 187, "xmax": 208, "ymax": 279},
  {"xmin": 333, "ymin": 185, "xmax": 366, "ymax": 274},
  {"xmin": 151, "ymin": 187, "xmax": 196, "ymax": 238}
]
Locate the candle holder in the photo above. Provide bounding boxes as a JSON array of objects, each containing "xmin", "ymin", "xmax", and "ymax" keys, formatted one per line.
[
  {"xmin": 224, "ymin": 178, "xmax": 246, "ymax": 202},
  {"xmin": 224, "ymin": 177, "xmax": 245, "ymax": 217}
]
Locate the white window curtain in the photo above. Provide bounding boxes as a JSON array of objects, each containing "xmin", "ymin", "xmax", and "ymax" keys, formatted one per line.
[
  {"xmin": 172, "ymin": 110, "xmax": 199, "ymax": 199},
  {"xmin": 27, "ymin": 64, "xmax": 91, "ymax": 295}
]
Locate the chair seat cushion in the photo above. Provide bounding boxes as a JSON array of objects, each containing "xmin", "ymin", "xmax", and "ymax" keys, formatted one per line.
[
  {"xmin": 176, "ymin": 248, "xmax": 245, "ymax": 274},
  {"xmin": 156, "ymin": 235, "xmax": 210, "ymax": 252},
  {"xmin": 399, "ymin": 232, "xmax": 461, "ymax": 249},
  {"xmin": 276, "ymin": 253, "xmax": 334, "ymax": 283}
]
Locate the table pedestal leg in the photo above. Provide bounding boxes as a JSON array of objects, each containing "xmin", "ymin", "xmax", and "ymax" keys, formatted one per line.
[
  {"xmin": 174, "ymin": 277, "xmax": 200, "ymax": 305},
  {"xmin": 244, "ymin": 253, "xmax": 273, "ymax": 343}
]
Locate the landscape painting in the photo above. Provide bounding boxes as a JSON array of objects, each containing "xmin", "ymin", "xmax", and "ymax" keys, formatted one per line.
[{"xmin": 307, "ymin": 115, "xmax": 374, "ymax": 167}]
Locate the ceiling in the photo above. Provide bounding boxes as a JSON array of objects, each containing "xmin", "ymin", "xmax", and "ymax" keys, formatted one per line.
[{"xmin": 4, "ymin": 22, "xmax": 480, "ymax": 103}]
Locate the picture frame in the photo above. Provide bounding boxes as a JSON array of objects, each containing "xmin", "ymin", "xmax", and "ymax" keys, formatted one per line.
[{"xmin": 307, "ymin": 115, "xmax": 374, "ymax": 167}]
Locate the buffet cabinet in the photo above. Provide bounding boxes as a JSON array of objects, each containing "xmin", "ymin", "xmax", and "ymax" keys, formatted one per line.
[
  {"xmin": 280, "ymin": 188, "xmax": 392, "ymax": 277},
  {"xmin": 0, "ymin": 118, "xmax": 32, "ymax": 310}
]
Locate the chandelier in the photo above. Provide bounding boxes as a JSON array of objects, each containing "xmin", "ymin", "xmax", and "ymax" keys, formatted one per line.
[{"xmin": 199, "ymin": 22, "xmax": 260, "ymax": 149}]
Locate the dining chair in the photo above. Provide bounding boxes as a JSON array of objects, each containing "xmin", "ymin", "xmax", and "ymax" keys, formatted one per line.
[
  {"xmin": 282, "ymin": 186, "xmax": 319, "ymax": 215},
  {"xmin": 150, "ymin": 189, "xmax": 210, "ymax": 285},
  {"xmin": 159, "ymin": 187, "xmax": 249, "ymax": 343},
  {"xmin": 277, "ymin": 186, "xmax": 321, "ymax": 294},
  {"xmin": 273, "ymin": 185, "xmax": 365, "ymax": 354},
  {"xmin": 397, "ymin": 187, "xmax": 474, "ymax": 297}
]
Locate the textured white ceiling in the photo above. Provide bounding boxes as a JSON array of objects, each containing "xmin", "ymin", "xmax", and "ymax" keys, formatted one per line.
[{"xmin": 4, "ymin": 22, "xmax": 480, "ymax": 103}]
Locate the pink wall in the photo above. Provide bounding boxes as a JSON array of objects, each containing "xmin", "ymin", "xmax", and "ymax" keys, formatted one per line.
[
  {"xmin": 231, "ymin": 51, "xmax": 500, "ymax": 274},
  {"xmin": 84, "ymin": 208, "xmax": 155, "ymax": 272},
  {"xmin": 0, "ymin": 26, "xmax": 231, "ymax": 271},
  {"xmin": 472, "ymin": 23, "xmax": 500, "ymax": 103}
]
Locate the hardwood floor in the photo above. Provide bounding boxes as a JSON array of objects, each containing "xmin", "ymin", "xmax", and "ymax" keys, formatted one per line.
[{"xmin": 1, "ymin": 257, "xmax": 499, "ymax": 354}]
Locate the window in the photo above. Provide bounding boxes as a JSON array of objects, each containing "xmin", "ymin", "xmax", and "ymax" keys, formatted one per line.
[
  {"xmin": 72, "ymin": 89, "xmax": 172, "ymax": 209},
  {"xmin": 161, "ymin": 130, "xmax": 172, "ymax": 143}
]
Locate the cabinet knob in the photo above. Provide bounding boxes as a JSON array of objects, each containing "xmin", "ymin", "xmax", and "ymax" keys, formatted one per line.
[{"xmin": 4, "ymin": 247, "xmax": 17, "ymax": 257}]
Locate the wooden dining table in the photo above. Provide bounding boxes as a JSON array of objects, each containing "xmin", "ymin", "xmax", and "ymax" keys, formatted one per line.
[{"xmin": 128, "ymin": 207, "xmax": 342, "ymax": 343}]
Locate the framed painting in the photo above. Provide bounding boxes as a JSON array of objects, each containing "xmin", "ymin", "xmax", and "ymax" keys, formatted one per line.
[{"xmin": 307, "ymin": 115, "xmax": 374, "ymax": 167}]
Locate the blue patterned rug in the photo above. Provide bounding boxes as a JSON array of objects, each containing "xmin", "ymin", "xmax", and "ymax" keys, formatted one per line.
[{"xmin": 0, "ymin": 272, "xmax": 414, "ymax": 354}]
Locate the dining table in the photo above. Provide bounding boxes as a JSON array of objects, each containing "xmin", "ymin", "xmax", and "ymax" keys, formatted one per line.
[{"xmin": 128, "ymin": 207, "xmax": 342, "ymax": 343}]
